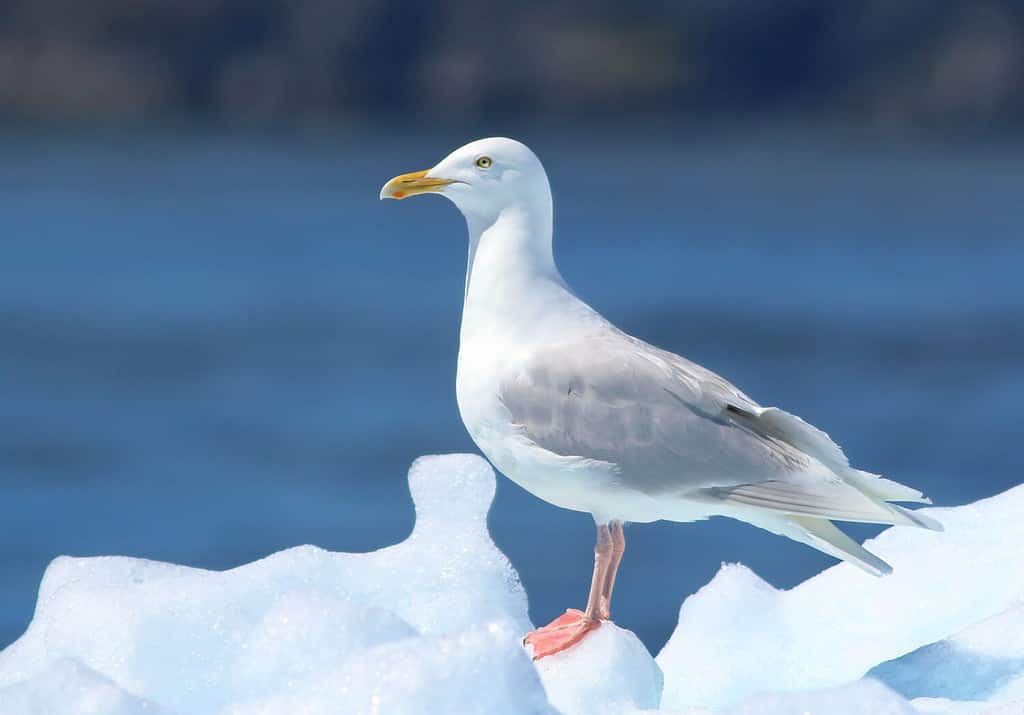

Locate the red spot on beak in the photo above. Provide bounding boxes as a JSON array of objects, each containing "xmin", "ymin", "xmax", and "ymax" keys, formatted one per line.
[{"xmin": 393, "ymin": 191, "xmax": 406, "ymax": 198}]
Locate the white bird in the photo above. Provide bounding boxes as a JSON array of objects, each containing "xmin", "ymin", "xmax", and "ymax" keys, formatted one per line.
[{"xmin": 380, "ymin": 137, "xmax": 941, "ymax": 659}]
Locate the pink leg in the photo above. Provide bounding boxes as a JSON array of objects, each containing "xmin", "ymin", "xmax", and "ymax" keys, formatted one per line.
[
  {"xmin": 523, "ymin": 522, "xmax": 613, "ymax": 660},
  {"xmin": 599, "ymin": 520, "xmax": 626, "ymax": 620},
  {"xmin": 585, "ymin": 522, "xmax": 614, "ymax": 619}
]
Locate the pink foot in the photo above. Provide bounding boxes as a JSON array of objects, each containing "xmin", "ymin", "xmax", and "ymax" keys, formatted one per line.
[{"xmin": 523, "ymin": 609, "xmax": 600, "ymax": 660}]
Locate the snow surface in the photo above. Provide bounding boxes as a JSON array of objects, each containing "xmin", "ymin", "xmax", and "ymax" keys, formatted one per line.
[
  {"xmin": 535, "ymin": 621, "xmax": 663, "ymax": 714},
  {"xmin": 657, "ymin": 484, "xmax": 1024, "ymax": 710},
  {"xmin": 1, "ymin": 454, "xmax": 1022, "ymax": 715}
]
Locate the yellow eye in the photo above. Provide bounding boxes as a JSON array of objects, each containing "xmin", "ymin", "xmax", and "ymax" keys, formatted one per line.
[{"xmin": 475, "ymin": 156, "xmax": 493, "ymax": 169}]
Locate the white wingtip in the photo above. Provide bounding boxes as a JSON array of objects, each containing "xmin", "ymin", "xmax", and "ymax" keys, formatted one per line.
[{"xmin": 889, "ymin": 504, "xmax": 944, "ymax": 532}]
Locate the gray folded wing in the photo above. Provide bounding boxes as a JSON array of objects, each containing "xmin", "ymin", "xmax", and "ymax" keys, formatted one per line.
[
  {"xmin": 497, "ymin": 330, "xmax": 810, "ymax": 494},
  {"xmin": 498, "ymin": 329, "xmax": 939, "ymax": 530}
]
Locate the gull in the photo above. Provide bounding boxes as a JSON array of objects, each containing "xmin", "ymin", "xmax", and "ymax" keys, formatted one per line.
[{"xmin": 380, "ymin": 137, "xmax": 941, "ymax": 660}]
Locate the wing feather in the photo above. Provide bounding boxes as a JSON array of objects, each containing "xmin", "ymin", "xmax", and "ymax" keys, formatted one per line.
[
  {"xmin": 498, "ymin": 331, "xmax": 808, "ymax": 493},
  {"xmin": 497, "ymin": 329, "xmax": 940, "ymax": 531},
  {"xmin": 726, "ymin": 405, "xmax": 932, "ymax": 504},
  {"xmin": 700, "ymin": 481, "xmax": 935, "ymax": 528}
]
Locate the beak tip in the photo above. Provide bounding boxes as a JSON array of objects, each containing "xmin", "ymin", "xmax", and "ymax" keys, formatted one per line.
[
  {"xmin": 379, "ymin": 187, "xmax": 407, "ymax": 201},
  {"xmin": 379, "ymin": 169, "xmax": 445, "ymax": 201}
]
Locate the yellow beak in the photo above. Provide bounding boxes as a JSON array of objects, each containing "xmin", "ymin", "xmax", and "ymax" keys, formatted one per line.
[{"xmin": 379, "ymin": 169, "xmax": 454, "ymax": 200}]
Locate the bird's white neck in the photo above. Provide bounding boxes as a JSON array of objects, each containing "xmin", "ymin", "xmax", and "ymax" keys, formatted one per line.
[
  {"xmin": 458, "ymin": 198, "xmax": 605, "ymax": 366},
  {"xmin": 461, "ymin": 200, "xmax": 564, "ymax": 328},
  {"xmin": 456, "ymin": 199, "xmax": 573, "ymax": 430},
  {"xmin": 464, "ymin": 200, "xmax": 558, "ymax": 292}
]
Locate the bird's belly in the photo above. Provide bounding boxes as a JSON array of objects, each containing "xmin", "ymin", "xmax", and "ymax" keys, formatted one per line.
[
  {"xmin": 468, "ymin": 426, "xmax": 680, "ymax": 524},
  {"xmin": 481, "ymin": 441, "xmax": 597, "ymax": 513}
]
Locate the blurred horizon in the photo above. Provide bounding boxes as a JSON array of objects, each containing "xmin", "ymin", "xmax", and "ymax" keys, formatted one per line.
[{"xmin": 2, "ymin": 1, "xmax": 1024, "ymax": 127}]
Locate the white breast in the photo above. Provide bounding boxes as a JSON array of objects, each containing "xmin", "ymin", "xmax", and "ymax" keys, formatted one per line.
[{"xmin": 455, "ymin": 236, "xmax": 670, "ymax": 521}]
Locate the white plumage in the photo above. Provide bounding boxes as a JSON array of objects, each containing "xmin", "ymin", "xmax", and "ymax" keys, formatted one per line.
[{"xmin": 382, "ymin": 137, "xmax": 940, "ymax": 580}]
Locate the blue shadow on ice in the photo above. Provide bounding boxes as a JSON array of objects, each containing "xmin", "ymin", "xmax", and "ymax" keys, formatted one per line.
[{"xmin": 869, "ymin": 641, "xmax": 1024, "ymax": 701}]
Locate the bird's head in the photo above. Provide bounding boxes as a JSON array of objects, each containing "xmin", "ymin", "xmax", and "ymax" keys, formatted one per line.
[{"xmin": 380, "ymin": 137, "xmax": 550, "ymax": 222}]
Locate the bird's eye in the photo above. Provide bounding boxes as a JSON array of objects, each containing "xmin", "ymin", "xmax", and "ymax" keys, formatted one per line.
[{"xmin": 475, "ymin": 156, "xmax": 493, "ymax": 169}]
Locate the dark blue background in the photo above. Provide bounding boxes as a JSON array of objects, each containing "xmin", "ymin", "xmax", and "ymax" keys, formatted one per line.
[{"xmin": 2, "ymin": 123, "xmax": 1021, "ymax": 652}]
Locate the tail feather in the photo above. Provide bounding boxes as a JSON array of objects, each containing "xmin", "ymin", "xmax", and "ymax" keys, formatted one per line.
[
  {"xmin": 704, "ymin": 480, "xmax": 942, "ymax": 531},
  {"xmin": 715, "ymin": 404, "xmax": 942, "ymax": 574},
  {"xmin": 846, "ymin": 469, "xmax": 932, "ymax": 505},
  {"xmin": 749, "ymin": 407, "xmax": 934, "ymax": 506},
  {"xmin": 787, "ymin": 515, "xmax": 893, "ymax": 577}
]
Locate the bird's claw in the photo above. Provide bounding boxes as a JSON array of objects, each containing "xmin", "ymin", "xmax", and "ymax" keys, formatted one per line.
[{"xmin": 523, "ymin": 608, "xmax": 601, "ymax": 660}]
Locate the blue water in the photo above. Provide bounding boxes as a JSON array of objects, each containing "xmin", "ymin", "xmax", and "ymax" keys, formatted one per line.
[{"xmin": 2, "ymin": 124, "xmax": 1022, "ymax": 653}]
